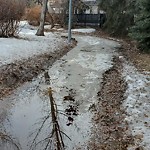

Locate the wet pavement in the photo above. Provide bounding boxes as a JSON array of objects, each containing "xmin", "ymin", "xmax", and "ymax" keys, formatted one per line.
[{"xmin": 0, "ymin": 35, "xmax": 120, "ymax": 150}]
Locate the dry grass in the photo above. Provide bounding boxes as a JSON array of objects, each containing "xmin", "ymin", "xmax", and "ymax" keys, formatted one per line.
[
  {"xmin": 25, "ymin": 5, "xmax": 60, "ymax": 27},
  {"xmin": 25, "ymin": 5, "xmax": 41, "ymax": 26},
  {"xmin": 120, "ymin": 40, "xmax": 150, "ymax": 72}
]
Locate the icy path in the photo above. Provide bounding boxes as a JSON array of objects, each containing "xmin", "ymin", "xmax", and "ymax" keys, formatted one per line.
[{"xmin": 0, "ymin": 35, "xmax": 120, "ymax": 150}]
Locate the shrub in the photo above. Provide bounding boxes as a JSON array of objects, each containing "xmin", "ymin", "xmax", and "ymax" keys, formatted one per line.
[
  {"xmin": 0, "ymin": 0, "xmax": 25, "ymax": 37},
  {"xmin": 26, "ymin": 5, "xmax": 55, "ymax": 27},
  {"xmin": 26, "ymin": 5, "xmax": 41, "ymax": 26}
]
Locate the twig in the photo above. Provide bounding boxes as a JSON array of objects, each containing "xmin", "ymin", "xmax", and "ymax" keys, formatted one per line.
[
  {"xmin": 0, "ymin": 132, "xmax": 20, "ymax": 150},
  {"xmin": 48, "ymin": 87, "xmax": 65, "ymax": 150},
  {"xmin": 30, "ymin": 115, "xmax": 50, "ymax": 150},
  {"xmin": 60, "ymin": 131, "xmax": 72, "ymax": 141}
]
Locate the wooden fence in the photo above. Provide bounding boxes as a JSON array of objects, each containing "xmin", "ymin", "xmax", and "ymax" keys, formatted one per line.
[{"xmin": 74, "ymin": 14, "xmax": 106, "ymax": 27}]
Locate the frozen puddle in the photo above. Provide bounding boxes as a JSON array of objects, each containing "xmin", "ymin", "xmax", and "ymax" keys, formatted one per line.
[{"xmin": 0, "ymin": 35, "xmax": 120, "ymax": 150}]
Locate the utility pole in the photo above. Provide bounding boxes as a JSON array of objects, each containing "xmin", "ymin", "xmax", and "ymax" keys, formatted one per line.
[{"xmin": 68, "ymin": 0, "xmax": 72, "ymax": 43}]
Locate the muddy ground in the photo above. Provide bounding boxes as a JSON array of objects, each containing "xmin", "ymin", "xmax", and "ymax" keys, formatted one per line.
[
  {"xmin": 119, "ymin": 41, "xmax": 150, "ymax": 72},
  {"xmin": 0, "ymin": 39, "xmax": 76, "ymax": 99}
]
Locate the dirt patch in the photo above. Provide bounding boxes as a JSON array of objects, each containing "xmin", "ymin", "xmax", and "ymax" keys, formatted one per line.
[
  {"xmin": 65, "ymin": 104, "xmax": 78, "ymax": 126},
  {"xmin": 89, "ymin": 57, "xmax": 133, "ymax": 150},
  {"xmin": 0, "ymin": 40, "xmax": 77, "ymax": 99},
  {"xmin": 63, "ymin": 89, "xmax": 78, "ymax": 126}
]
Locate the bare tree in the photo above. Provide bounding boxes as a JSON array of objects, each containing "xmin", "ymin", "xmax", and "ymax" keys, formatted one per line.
[
  {"xmin": 47, "ymin": 1, "xmax": 55, "ymax": 29},
  {"xmin": 36, "ymin": 0, "xmax": 48, "ymax": 36}
]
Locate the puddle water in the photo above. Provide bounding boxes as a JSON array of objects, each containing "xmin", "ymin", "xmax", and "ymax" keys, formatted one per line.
[
  {"xmin": 0, "ymin": 36, "xmax": 118, "ymax": 150},
  {"xmin": 1, "ymin": 83, "xmax": 50, "ymax": 150},
  {"xmin": 1, "ymin": 80, "xmax": 92, "ymax": 150}
]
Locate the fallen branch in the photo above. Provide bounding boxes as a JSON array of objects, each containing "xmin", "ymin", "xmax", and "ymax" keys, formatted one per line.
[{"xmin": 48, "ymin": 87, "xmax": 65, "ymax": 150}]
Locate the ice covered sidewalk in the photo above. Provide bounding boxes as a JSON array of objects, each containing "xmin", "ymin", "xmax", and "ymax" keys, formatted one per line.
[{"xmin": 0, "ymin": 21, "xmax": 67, "ymax": 66}]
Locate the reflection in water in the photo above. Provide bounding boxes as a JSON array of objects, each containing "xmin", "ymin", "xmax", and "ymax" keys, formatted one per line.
[
  {"xmin": 29, "ymin": 87, "xmax": 68, "ymax": 150},
  {"xmin": 1, "ymin": 81, "xmax": 52, "ymax": 150},
  {"xmin": 1, "ymin": 81, "xmax": 72, "ymax": 150},
  {"xmin": 0, "ymin": 132, "xmax": 20, "ymax": 150},
  {"xmin": 1, "ymin": 74, "xmax": 93, "ymax": 150}
]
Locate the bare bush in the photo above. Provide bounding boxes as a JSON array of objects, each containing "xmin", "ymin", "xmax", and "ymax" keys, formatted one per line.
[
  {"xmin": 26, "ymin": 5, "xmax": 54, "ymax": 27},
  {"xmin": 0, "ymin": 0, "xmax": 25, "ymax": 37},
  {"xmin": 26, "ymin": 5, "xmax": 41, "ymax": 26}
]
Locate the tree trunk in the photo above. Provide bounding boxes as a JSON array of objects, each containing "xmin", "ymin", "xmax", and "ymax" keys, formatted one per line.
[
  {"xmin": 47, "ymin": 2, "xmax": 55, "ymax": 29},
  {"xmin": 47, "ymin": 12, "xmax": 55, "ymax": 29},
  {"xmin": 36, "ymin": 0, "xmax": 48, "ymax": 36}
]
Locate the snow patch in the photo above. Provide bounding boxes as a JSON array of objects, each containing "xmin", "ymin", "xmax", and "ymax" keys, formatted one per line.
[
  {"xmin": 72, "ymin": 28, "xmax": 96, "ymax": 33},
  {"xmin": 74, "ymin": 52, "xmax": 113, "ymax": 71},
  {"xmin": 122, "ymin": 62, "xmax": 150, "ymax": 150},
  {"xmin": 0, "ymin": 21, "xmax": 66, "ymax": 66}
]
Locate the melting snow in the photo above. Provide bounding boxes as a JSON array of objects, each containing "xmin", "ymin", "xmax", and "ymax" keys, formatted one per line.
[
  {"xmin": 72, "ymin": 28, "xmax": 96, "ymax": 33},
  {"xmin": 0, "ymin": 21, "xmax": 66, "ymax": 66},
  {"xmin": 122, "ymin": 61, "xmax": 150, "ymax": 150}
]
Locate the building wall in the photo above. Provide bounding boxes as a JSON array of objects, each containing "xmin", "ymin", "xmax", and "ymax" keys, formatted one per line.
[
  {"xmin": 85, "ymin": 7, "xmax": 98, "ymax": 14},
  {"xmin": 82, "ymin": 0, "xmax": 99, "ymax": 14}
]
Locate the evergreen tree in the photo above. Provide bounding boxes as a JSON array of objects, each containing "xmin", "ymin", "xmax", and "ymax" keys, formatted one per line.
[
  {"xmin": 97, "ymin": 0, "xmax": 135, "ymax": 36},
  {"xmin": 129, "ymin": 0, "xmax": 150, "ymax": 52}
]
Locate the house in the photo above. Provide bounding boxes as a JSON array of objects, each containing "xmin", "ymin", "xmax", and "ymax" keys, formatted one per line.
[
  {"xmin": 81, "ymin": 0, "xmax": 105, "ymax": 14},
  {"xmin": 47, "ymin": 0, "xmax": 106, "ymax": 27},
  {"xmin": 48, "ymin": 0, "xmax": 65, "ymax": 14},
  {"xmin": 82, "ymin": 0, "xmax": 99, "ymax": 14}
]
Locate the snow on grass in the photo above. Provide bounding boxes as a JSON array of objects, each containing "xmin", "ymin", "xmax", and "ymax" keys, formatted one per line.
[
  {"xmin": 42, "ymin": 24, "xmax": 96, "ymax": 33},
  {"xmin": 0, "ymin": 21, "xmax": 66, "ymax": 66},
  {"xmin": 122, "ymin": 61, "xmax": 150, "ymax": 150}
]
